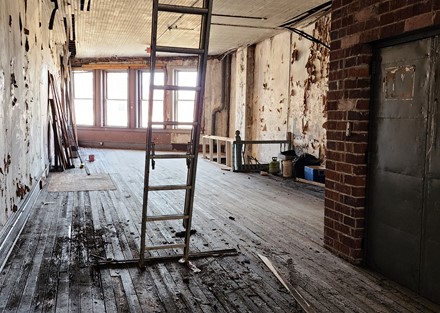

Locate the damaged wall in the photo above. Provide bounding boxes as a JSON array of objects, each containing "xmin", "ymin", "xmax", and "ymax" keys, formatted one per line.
[
  {"xmin": 0, "ymin": 0, "xmax": 62, "ymax": 231},
  {"xmin": 229, "ymin": 14, "xmax": 330, "ymax": 163}
]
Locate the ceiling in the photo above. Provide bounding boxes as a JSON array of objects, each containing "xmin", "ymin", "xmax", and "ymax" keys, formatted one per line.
[{"xmin": 51, "ymin": 0, "xmax": 330, "ymax": 59}]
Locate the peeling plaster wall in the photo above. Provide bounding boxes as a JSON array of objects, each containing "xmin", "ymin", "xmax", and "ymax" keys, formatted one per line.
[
  {"xmin": 0, "ymin": 1, "xmax": 61, "ymax": 231},
  {"xmin": 232, "ymin": 47, "xmax": 248, "ymax": 138},
  {"xmin": 229, "ymin": 14, "xmax": 330, "ymax": 163},
  {"xmin": 252, "ymin": 32, "xmax": 291, "ymax": 160},
  {"xmin": 204, "ymin": 58, "xmax": 226, "ymax": 136},
  {"xmin": 289, "ymin": 16, "xmax": 330, "ymax": 160}
]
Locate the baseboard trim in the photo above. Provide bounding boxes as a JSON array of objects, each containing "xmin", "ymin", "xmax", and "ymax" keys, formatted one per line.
[{"xmin": 0, "ymin": 167, "xmax": 48, "ymax": 272}]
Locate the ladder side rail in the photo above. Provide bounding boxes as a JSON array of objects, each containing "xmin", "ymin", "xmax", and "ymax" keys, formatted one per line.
[
  {"xmin": 182, "ymin": 0, "xmax": 213, "ymax": 262},
  {"xmin": 140, "ymin": 0, "xmax": 160, "ymax": 268}
]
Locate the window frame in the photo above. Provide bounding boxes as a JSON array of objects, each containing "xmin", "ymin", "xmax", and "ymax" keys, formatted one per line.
[
  {"xmin": 72, "ymin": 70, "xmax": 95, "ymax": 126},
  {"xmin": 138, "ymin": 69, "xmax": 166, "ymax": 129},
  {"xmin": 173, "ymin": 68, "xmax": 198, "ymax": 129},
  {"xmin": 104, "ymin": 70, "xmax": 129, "ymax": 128}
]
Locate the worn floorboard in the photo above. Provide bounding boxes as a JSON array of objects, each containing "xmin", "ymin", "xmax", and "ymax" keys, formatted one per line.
[{"xmin": 0, "ymin": 148, "xmax": 439, "ymax": 313}]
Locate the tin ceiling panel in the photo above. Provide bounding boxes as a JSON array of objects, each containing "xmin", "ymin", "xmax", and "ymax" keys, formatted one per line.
[{"xmin": 47, "ymin": 0, "xmax": 329, "ymax": 58}]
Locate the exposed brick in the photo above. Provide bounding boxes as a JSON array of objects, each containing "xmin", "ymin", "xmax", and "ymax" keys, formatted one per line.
[
  {"xmin": 327, "ymin": 90, "xmax": 344, "ymax": 101},
  {"xmin": 327, "ymin": 110, "xmax": 346, "ymax": 121},
  {"xmin": 325, "ymin": 207, "xmax": 343, "ymax": 221},
  {"xmin": 335, "ymin": 182, "xmax": 351, "ymax": 195},
  {"xmin": 341, "ymin": 34, "xmax": 360, "ymax": 49},
  {"xmin": 346, "ymin": 142, "xmax": 368, "ymax": 154},
  {"xmin": 325, "ymin": 180, "xmax": 336, "ymax": 190},
  {"xmin": 327, "ymin": 100, "xmax": 339, "ymax": 111},
  {"xmin": 356, "ymin": 99, "xmax": 370, "ymax": 110},
  {"xmin": 352, "ymin": 208, "xmax": 366, "ymax": 218},
  {"xmin": 347, "ymin": 110, "xmax": 369, "ymax": 121},
  {"xmin": 354, "ymin": 5, "xmax": 378, "ymax": 22},
  {"xmin": 353, "ymin": 165, "xmax": 367, "ymax": 175},
  {"xmin": 347, "ymin": 66, "xmax": 370, "ymax": 78},
  {"xmin": 326, "ymin": 169, "xmax": 342, "ymax": 182},
  {"xmin": 350, "ymin": 248, "xmax": 363, "ymax": 260},
  {"xmin": 335, "ymin": 162, "xmax": 353, "ymax": 174},
  {"xmin": 331, "ymin": 39, "xmax": 342, "ymax": 50},
  {"xmin": 334, "ymin": 201, "xmax": 352, "ymax": 215},
  {"xmin": 327, "ymin": 150, "xmax": 345, "ymax": 162},
  {"xmin": 413, "ymin": 2, "xmax": 432, "ymax": 15},
  {"xmin": 345, "ymin": 153, "xmax": 367, "ymax": 165},
  {"xmin": 348, "ymin": 88, "xmax": 371, "ymax": 99},
  {"xmin": 435, "ymin": 12, "xmax": 440, "ymax": 24},
  {"xmin": 404, "ymin": 12, "xmax": 433, "ymax": 32},
  {"xmin": 331, "ymin": 49, "xmax": 345, "ymax": 60},
  {"xmin": 339, "ymin": 234, "xmax": 356, "ymax": 248},
  {"xmin": 326, "ymin": 189, "xmax": 342, "ymax": 203},
  {"xmin": 325, "ymin": 225, "xmax": 338, "ymax": 238},
  {"xmin": 344, "ymin": 79, "xmax": 357, "ymax": 89},
  {"xmin": 380, "ymin": 21, "xmax": 405, "ymax": 38},
  {"xmin": 325, "ymin": 197, "xmax": 335, "ymax": 210},
  {"xmin": 344, "ymin": 174, "xmax": 366, "ymax": 186},
  {"xmin": 345, "ymin": 131, "xmax": 368, "ymax": 143},
  {"xmin": 324, "ymin": 217, "xmax": 335, "ymax": 229},
  {"xmin": 326, "ymin": 160, "xmax": 336, "ymax": 170},
  {"xmin": 327, "ymin": 130, "xmax": 345, "ymax": 141},
  {"xmin": 350, "ymin": 227, "xmax": 364, "ymax": 238},
  {"xmin": 353, "ymin": 121, "xmax": 369, "ymax": 132},
  {"xmin": 378, "ymin": 1, "xmax": 390, "ymax": 14},
  {"xmin": 334, "ymin": 220, "xmax": 350, "ymax": 233},
  {"xmin": 332, "ymin": 8, "xmax": 344, "ymax": 20},
  {"xmin": 355, "ymin": 218, "xmax": 365, "ymax": 228},
  {"xmin": 343, "ymin": 195, "xmax": 366, "ymax": 207},
  {"xmin": 348, "ymin": 22, "xmax": 366, "ymax": 35},
  {"xmin": 343, "ymin": 215, "xmax": 356, "ymax": 227}
]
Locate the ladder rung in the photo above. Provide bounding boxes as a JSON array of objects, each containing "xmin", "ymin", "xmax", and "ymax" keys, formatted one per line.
[
  {"xmin": 158, "ymin": 4, "xmax": 209, "ymax": 15},
  {"xmin": 156, "ymin": 45, "xmax": 205, "ymax": 55},
  {"xmin": 154, "ymin": 85, "xmax": 200, "ymax": 91},
  {"xmin": 146, "ymin": 214, "xmax": 189, "ymax": 222},
  {"xmin": 151, "ymin": 154, "xmax": 195, "ymax": 159},
  {"xmin": 145, "ymin": 243, "xmax": 186, "ymax": 251},
  {"xmin": 151, "ymin": 121, "xmax": 197, "ymax": 126},
  {"xmin": 147, "ymin": 185, "xmax": 192, "ymax": 191}
]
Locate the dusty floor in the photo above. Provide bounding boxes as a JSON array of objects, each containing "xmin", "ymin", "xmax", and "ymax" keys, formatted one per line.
[{"xmin": 0, "ymin": 148, "xmax": 439, "ymax": 313}]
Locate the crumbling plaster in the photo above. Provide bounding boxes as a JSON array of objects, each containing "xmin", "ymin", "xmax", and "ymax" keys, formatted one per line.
[
  {"xmin": 0, "ymin": 0, "xmax": 64, "ymax": 230},
  {"xmin": 229, "ymin": 14, "xmax": 330, "ymax": 163}
]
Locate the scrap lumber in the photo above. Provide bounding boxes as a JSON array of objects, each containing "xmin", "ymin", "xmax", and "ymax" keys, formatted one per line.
[
  {"xmin": 258, "ymin": 253, "xmax": 317, "ymax": 313},
  {"xmin": 48, "ymin": 73, "xmax": 75, "ymax": 170}
]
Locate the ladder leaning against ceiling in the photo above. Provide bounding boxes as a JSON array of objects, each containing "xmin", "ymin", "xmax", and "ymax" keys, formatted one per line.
[{"xmin": 138, "ymin": 0, "xmax": 236, "ymax": 269}]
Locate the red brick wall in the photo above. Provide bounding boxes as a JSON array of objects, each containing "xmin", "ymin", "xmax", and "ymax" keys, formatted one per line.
[{"xmin": 325, "ymin": 0, "xmax": 440, "ymax": 263}]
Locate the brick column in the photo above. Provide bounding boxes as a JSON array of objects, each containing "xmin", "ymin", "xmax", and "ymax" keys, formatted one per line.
[{"xmin": 324, "ymin": 0, "xmax": 440, "ymax": 264}]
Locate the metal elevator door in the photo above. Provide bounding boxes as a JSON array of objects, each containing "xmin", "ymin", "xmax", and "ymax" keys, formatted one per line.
[{"xmin": 367, "ymin": 36, "xmax": 440, "ymax": 305}]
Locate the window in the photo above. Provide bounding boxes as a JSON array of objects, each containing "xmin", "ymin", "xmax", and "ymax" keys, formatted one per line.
[
  {"xmin": 106, "ymin": 71, "xmax": 128, "ymax": 127},
  {"xmin": 140, "ymin": 71, "xmax": 165, "ymax": 128},
  {"xmin": 73, "ymin": 71, "xmax": 94, "ymax": 126},
  {"xmin": 175, "ymin": 70, "xmax": 197, "ymax": 129}
]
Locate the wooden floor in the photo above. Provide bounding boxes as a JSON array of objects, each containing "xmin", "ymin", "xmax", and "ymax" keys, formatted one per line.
[{"xmin": 0, "ymin": 148, "xmax": 439, "ymax": 313}]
